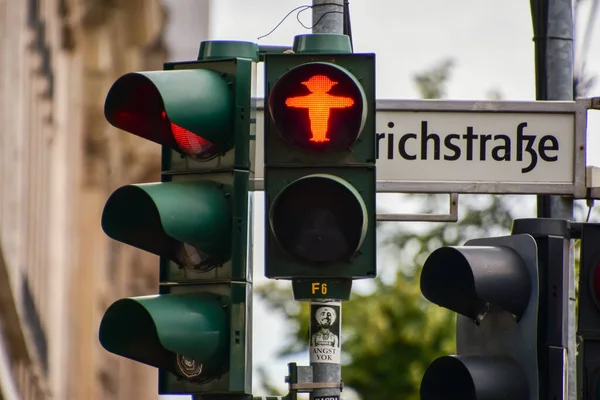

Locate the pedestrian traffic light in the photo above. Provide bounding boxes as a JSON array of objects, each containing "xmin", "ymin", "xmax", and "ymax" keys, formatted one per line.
[
  {"xmin": 264, "ymin": 34, "xmax": 376, "ymax": 280},
  {"xmin": 98, "ymin": 40, "xmax": 258, "ymax": 396},
  {"xmin": 577, "ymin": 222, "xmax": 600, "ymax": 400},
  {"xmin": 419, "ymin": 233, "xmax": 540, "ymax": 400}
]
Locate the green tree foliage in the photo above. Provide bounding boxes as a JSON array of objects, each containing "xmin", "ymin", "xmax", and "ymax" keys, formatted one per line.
[{"xmin": 413, "ymin": 58, "xmax": 454, "ymax": 99}]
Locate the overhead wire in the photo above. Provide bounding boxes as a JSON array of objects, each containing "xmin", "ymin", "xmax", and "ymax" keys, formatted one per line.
[
  {"xmin": 257, "ymin": 2, "xmax": 345, "ymax": 41},
  {"xmin": 586, "ymin": 200, "xmax": 594, "ymax": 223}
]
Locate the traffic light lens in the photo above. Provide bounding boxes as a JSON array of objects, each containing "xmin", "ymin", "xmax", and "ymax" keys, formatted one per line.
[
  {"xmin": 593, "ymin": 261, "xmax": 600, "ymax": 306},
  {"xmin": 421, "ymin": 244, "xmax": 531, "ymax": 321},
  {"xmin": 420, "ymin": 357, "xmax": 477, "ymax": 400},
  {"xmin": 164, "ymin": 111, "xmax": 218, "ymax": 158},
  {"xmin": 269, "ymin": 62, "xmax": 366, "ymax": 153},
  {"xmin": 421, "ymin": 356, "xmax": 529, "ymax": 400},
  {"xmin": 269, "ymin": 175, "xmax": 367, "ymax": 264},
  {"xmin": 105, "ymin": 73, "xmax": 218, "ymax": 159},
  {"xmin": 284, "ymin": 75, "xmax": 355, "ymax": 144}
]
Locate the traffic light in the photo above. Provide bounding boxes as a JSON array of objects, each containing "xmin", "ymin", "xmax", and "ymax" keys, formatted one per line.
[
  {"xmin": 577, "ymin": 222, "xmax": 600, "ymax": 400},
  {"xmin": 419, "ymin": 234, "xmax": 540, "ymax": 400},
  {"xmin": 264, "ymin": 34, "xmax": 376, "ymax": 281},
  {"xmin": 98, "ymin": 40, "xmax": 257, "ymax": 396}
]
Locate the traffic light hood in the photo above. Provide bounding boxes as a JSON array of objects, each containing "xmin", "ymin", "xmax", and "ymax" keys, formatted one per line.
[
  {"xmin": 104, "ymin": 69, "xmax": 234, "ymax": 158},
  {"xmin": 420, "ymin": 355, "xmax": 528, "ymax": 400},
  {"xmin": 420, "ymin": 245, "xmax": 532, "ymax": 321},
  {"xmin": 99, "ymin": 293, "xmax": 229, "ymax": 379},
  {"xmin": 101, "ymin": 181, "xmax": 232, "ymax": 268}
]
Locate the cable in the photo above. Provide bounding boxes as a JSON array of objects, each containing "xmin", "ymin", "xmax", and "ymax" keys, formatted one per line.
[
  {"xmin": 257, "ymin": 5, "xmax": 311, "ymax": 41},
  {"xmin": 257, "ymin": 2, "xmax": 345, "ymax": 40},
  {"xmin": 586, "ymin": 199, "xmax": 594, "ymax": 223},
  {"xmin": 296, "ymin": 8, "xmax": 343, "ymax": 29}
]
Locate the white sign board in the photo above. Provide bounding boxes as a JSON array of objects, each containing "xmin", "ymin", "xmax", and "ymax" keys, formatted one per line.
[{"xmin": 252, "ymin": 99, "xmax": 592, "ymax": 196}]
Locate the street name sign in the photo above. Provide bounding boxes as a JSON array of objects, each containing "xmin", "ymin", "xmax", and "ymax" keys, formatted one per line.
[{"xmin": 252, "ymin": 98, "xmax": 598, "ymax": 197}]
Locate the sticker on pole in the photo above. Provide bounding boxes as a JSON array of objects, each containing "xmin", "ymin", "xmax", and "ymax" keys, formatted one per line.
[{"xmin": 310, "ymin": 301, "xmax": 341, "ymax": 364}]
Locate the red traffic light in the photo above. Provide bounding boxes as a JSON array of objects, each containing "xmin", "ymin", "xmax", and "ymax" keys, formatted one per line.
[
  {"xmin": 165, "ymin": 111, "xmax": 215, "ymax": 156},
  {"xmin": 104, "ymin": 70, "xmax": 234, "ymax": 160},
  {"xmin": 105, "ymin": 73, "xmax": 218, "ymax": 158},
  {"xmin": 269, "ymin": 62, "xmax": 366, "ymax": 153},
  {"xmin": 285, "ymin": 75, "xmax": 355, "ymax": 143}
]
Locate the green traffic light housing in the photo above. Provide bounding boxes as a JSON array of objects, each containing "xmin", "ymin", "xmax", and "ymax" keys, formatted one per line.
[
  {"xmin": 105, "ymin": 69, "xmax": 233, "ymax": 160},
  {"xmin": 264, "ymin": 52, "xmax": 376, "ymax": 281},
  {"xmin": 104, "ymin": 56, "xmax": 255, "ymax": 169},
  {"xmin": 99, "ymin": 282, "xmax": 252, "ymax": 394},
  {"xmin": 99, "ymin": 50, "xmax": 255, "ymax": 396},
  {"xmin": 101, "ymin": 181, "xmax": 232, "ymax": 270},
  {"xmin": 99, "ymin": 292, "xmax": 229, "ymax": 381}
]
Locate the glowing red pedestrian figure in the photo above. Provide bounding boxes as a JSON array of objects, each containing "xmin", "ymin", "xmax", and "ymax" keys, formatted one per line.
[{"xmin": 285, "ymin": 75, "xmax": 354, "ymax": 143}]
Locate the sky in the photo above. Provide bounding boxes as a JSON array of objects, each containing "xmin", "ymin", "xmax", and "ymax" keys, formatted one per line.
[{"xmin": 161, "ymin": 0, "xmax": 600, "ymax": 398}]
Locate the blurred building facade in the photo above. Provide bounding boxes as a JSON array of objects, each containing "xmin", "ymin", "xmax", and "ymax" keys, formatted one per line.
[{"xmin": 0, "ymin": 0, "xmax": 201, "ymax": 399}]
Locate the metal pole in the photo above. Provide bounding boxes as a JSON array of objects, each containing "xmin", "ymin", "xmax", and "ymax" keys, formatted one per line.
[
  {"xmin": 312, "ymin": 0, "xmax": 344, "ymax": 34},
  {"xmin": 309, "ymin": 301, "xmax": 342, "ymax": 400},
  {"xmin": 531, "ymin": 1, "xmax": 575, "ymax": 399},
  {"xmin": 306, "ymin": 7, "xmax": 345, "ymax": 400}
]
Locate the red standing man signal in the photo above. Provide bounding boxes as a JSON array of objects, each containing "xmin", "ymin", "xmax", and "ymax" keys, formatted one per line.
[{"xmin": 285, "ymin": 75, "xmax": 355, "ymax": 143}]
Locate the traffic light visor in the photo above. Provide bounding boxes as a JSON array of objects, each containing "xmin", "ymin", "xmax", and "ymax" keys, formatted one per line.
[
  {"xmin": 269, "ymin": 174, "xmax": 368, "ymax": 264},
  {"xmin": 421, "ymin": 245, "xmax": 531, "ymax": 321},
  {"xmin": 269, "ymin": 62, "xmax": 366, "ymax": 153},
  {"xmin": 99, "ymin": 293, "xmax": 229, "ymax": 379},
  {"xmin": 101, "ymin": 182, "xmax": 232, "ymax": 269},
  {"xmin": 104, "ymin": 70, "xmax": 234, "ymax": 159},
  {"xmin": 420, "ymin": 356, "xmax": 528, "ymax": 400}
]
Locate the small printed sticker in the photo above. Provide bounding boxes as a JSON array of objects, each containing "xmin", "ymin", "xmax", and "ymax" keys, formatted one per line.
[
  {"xmin": 313, "ymin": 396, "xmax": 340, "ymax": 400},
  {"xmin": 310, "ymin": 301, "xmax": 341, "ymax": 364}
]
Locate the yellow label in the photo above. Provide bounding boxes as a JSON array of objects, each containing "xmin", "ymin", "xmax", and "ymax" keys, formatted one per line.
[{"xmin": 311, "ymin": 282, "xmax": 328, "ymax": 295}]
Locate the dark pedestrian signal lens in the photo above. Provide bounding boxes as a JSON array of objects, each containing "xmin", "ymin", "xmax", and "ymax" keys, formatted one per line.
[
  {"xmin": 269, "ymin": 175, "xmax": 367, "ymax": 264},
  {"xmin": 269, "ymin": 62, "xmax": 367, "ymax": 153}
]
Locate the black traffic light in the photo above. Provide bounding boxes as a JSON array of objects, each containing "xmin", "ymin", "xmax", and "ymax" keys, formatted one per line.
[{"xmin": 419, "ymin": 234, "xmax": 540, "ymax": 400}]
